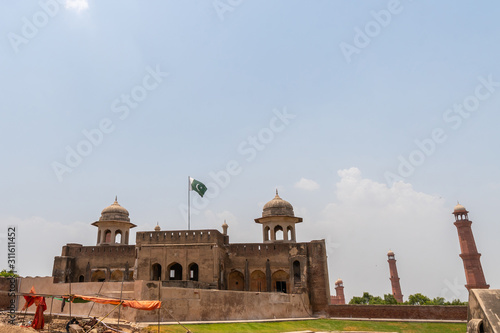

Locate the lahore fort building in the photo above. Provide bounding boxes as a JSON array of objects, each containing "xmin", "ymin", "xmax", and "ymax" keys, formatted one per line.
[{"xmin": 51, "ymin": 191, "xmax": 332, "ymax": 318}]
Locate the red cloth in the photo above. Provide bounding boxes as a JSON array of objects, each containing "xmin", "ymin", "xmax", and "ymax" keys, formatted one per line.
[
  {"xmin": 21, "ymin": 286, "xmax": 47, "ymax": 330},
  {"xmin": 22, "ymin": 286, "xmax": 36, "ymax": 311},
  {"xmin": 31, "ymin": 297, "xmax": 47, "ymax": 330}
]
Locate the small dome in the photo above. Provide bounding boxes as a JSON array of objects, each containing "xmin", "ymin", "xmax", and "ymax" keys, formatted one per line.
[
  {"xmin": 100, "ymin": 197, "xmax": 130, "ymax": 222},
  {"xmin": 387, "ymin": 250, "xmax": 395, "ymax": 256},
  {"xmin": 262, "ymin": 190, "xmax": 294, "ymax": 217},
  {"xmin": 335, "ymin": 278, "xmax": 343, "ymax": 285},
  {"xmin": 222, "ymin": 220, "xmax": 228, "ymax": 227},
  {"xmin": 454, "ymin": 203, "xmax": 467, "ymax": 214},
  {"xmin": 154, "ymin": 223, "xmax": 161, "ymax": 232}
]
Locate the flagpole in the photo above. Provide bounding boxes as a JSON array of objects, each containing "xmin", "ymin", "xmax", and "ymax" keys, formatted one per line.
[{"xmin": 188, "ymin": 176, "xmax": 190, "ymax": 231}]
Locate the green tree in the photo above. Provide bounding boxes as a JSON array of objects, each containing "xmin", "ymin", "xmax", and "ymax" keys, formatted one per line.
[
  {"xmin": 407, "ymin": 293, "xmax": 431, "ymax": 305},
  {"xmin": 429, "ymin": 297, "xmax": 446, "ymax": 305},
  {"xmin": 384, "ymin": 294, "xmax": 398, "ymax": 304},
  {"xmin": 349, "ymin": 292, "xmax": 373, "ymax": 304},
  {"xmin": 447, "ymin": 299, "xmax": 468, "ymax": 306},
  {"xmin": 0, "ymin": 269, "xmax": 19, "ymax": 277}
]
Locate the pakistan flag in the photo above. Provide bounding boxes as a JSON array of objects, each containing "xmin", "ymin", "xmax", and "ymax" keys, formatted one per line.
[{"xmin": 190, "ymin": 177, "xmax": 207, "ymax": 197}]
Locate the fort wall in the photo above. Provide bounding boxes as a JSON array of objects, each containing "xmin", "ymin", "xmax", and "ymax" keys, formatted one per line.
[{"xmin": 13, "ymin": 277, "xmax": 310, "ymax": 322}]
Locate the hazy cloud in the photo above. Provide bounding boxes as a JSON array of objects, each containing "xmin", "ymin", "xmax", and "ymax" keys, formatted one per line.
[
  {"xmin": 294, "ymin": 178, "xmax": 320, "ymax": 191},
  {"xmin": 65, "ymin": 0, "xmax": 89, "ymax": 11},
  {"xmin": 302, "ymin": 167, "xmax": 467, "ymax": 302}
]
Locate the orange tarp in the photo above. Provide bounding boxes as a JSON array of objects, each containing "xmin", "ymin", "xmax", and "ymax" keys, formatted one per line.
[{"xmin": 73, "ymin": 295, "xmax": 161, "ymax": 311}]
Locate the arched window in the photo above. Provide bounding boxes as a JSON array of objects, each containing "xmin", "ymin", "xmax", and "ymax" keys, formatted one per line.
[
  {"xmin": 91, "ymin": 270, "xmax": 106, "ymax": 282},
  {"xmin": 228, "ymin": 271, "xmax": 244, "ymax": 291},
  {"xmin": 115, "ymin": 230, "xmax": 122, "ymax": 244},
  {"xmin": 151, "ymin": 263, "xmax": 162, "ymax": 281},
  {"xmin": 274, "ymin": 225, "xmax": 283, "ymax": 241},
  {"xmin": 79, "ymin": 275, "xmax": 85, "ymax": 283},
  {"xmin": 293, "ymin": 261, "xmax": 301, "ymax": 284},
  {"xmin": 104, "ymin": 230, "xmax": 112, "ymax": 243},
  {"xmin": 287, "ymin": 226, "xmax": 293, "ymax": 241},
  {"xmin": 272, "ymin": 270, "xmax": 289, "ymax": 293},
  {"xmin": 250, "ymin": 270, "xmax": 266, "ymax": 292},
  {"xmin": 189, "ymin": 263, "xmax": 199, "ymax": 281},
  {"xmin": 264, "ymin": 226, "xmax": 270, "ymax": 241},
  {"xmin": 168, "ymin": 263, "xmax": 182, "ymax": 280},
  {"xmin": 111, "ymin": 270, "xmax": 124, "ymax": 282}
]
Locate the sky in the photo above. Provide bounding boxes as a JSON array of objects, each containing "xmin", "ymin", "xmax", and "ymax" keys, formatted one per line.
[{"xmin": 1, "ymin": 0, "xmax": 500, "ymax": 303}]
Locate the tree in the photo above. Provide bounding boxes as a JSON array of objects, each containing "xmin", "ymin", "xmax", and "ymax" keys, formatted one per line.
[
  {"xmin": 407, "ymin": 293, "xmax": 431, "ymax": 305},
  {"xmin": 349, "ymin": 292, "xmax": 373, "ymax": 304},
  {"xmin": 384, "ymin": 294, "xmax": 398, "ymax": 304},
  {"xmin": 447, "ymin": 299, "xmax": 468, "ymax": 306},
  {"xmin": 429, "ymin": 297, "xmax": 445, "ymax": 305},
  {"xmin": 0, "ymin": 269, "xmax": 19, "ymax": 277}
]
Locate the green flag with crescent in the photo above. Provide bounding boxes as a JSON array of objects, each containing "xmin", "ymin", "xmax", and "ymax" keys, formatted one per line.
[{"xmin": 190, "ymin": 177, "xmax": 207, "ymax": 197}]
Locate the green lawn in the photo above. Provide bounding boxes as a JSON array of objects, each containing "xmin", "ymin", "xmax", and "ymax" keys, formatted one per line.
[{"xmin": 143, "ymin": 319, "xmax": 466, "ymax": 333}]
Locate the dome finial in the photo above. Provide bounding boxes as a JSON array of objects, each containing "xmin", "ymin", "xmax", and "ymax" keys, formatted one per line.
[
  {"xmin": 115, "ymin": 195, "xmax": 118, "ymax": 203},
  {"xmin": 275, "ymin": 188, "xmax": 279, "ymax": 197}
]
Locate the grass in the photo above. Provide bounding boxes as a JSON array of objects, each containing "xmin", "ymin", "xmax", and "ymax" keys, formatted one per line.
[{"xmin": 142, "ymin": 319, "xmax": 466, "ymax": 333}]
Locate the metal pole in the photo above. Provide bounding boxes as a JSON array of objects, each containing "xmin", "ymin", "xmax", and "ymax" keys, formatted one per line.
[
  {"xmin": 188, "ymin": 176, "xmax": 191, "ymax": 230},
  {"xmin": 48, "ymin": 296, "xmax": 54, "ymax": 333},
  {"xmin": 157, "ymin": 281, "xmax": 161, "ymax": 333},
  {"xmin": 88, "ymin": 281, "xmax": 105, "ymax": 317},
  {"xmin": 117, "ymin": 273, "xmax": 125, "ymax": 328},
  {"xmin": 68, "ymin": 269, "xmax": 72, "ymax": 318}
]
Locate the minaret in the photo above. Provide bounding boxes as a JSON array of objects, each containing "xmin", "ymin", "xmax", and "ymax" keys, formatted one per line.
[
  {"xmin": 387, "ymin": 250, "xmax": 403, "ymax": 303},
  {"xmin": 331, "ymin": 279, "xmax": 345, "ymax": 305},
  {"xmin": 453, "ymin": 203, "xmax": 489, "ymax": 290}
]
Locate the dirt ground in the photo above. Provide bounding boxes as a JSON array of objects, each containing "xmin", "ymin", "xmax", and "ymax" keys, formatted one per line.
[{"xmin": 0, "ymin": 312, "xmax": 139, "ymax": 332}]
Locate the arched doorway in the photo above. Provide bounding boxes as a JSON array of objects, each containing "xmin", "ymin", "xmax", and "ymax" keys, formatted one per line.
[
  {"xmin": 189, "ymin": 263, "xmax": 199, "ymax": 281},
  {"xmin": 264, "ymin": 226, "xmax": 270, "ymax": 241},
  {"xmin": 287, "ymin": 226, "xmax": 294, "ymax": 241},
  {"xmin": 272, "ymin": 270, "xmax": 289, "ymax": 293},
  {"xmin": 110, "ymin": 270, "xmax": 124, "ymax": 282},
  {"xmin": 104, "ymin": 230, "xmax": 112, "ymax": 243},
  {"xmin": 114, "ymin": 230, "xmax": 122, "ymax": 244},
  {"xmin": 168, "ymin": 263, "xmax": 182, "ymax": 280},
  {"xmin": 274, "ymin": 225, "xmax": 283, "ymax": 240},
  {"xmin": 250, "ymin": 270, "xmax": 266, "ymax": 292},
  {"xmin": 151, "ymin": 263, "xmax": 162, "ymax": 281},
  {"xmin": 79, "ymin": 275, "xmax": 85, "ymax": 283},
  {"xmin": 228, "ymin": 271, "xmax": 244, "ymax": 291},
  {"xmin": 91, "ymin": 270, "xmax": 106, "ymax": 282}
]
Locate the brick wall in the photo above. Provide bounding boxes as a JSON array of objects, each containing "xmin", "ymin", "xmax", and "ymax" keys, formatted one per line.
[{"xmin": 328, "ymin": 304, "xmax": 467, "ymax": 320}]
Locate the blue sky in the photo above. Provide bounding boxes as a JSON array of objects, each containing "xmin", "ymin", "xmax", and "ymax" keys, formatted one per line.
[{"xmin": 1, "ymin": 0, "xmax": 500, "ymax": 302}]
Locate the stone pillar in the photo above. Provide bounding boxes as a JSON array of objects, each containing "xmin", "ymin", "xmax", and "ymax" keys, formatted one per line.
[
  {"xmin": 266, "ymin": 259, "xmax": 271, "ymax": 292},
  {"xmin": 245, "ymin": 260, "xmax": 250, "ymax": 291}
]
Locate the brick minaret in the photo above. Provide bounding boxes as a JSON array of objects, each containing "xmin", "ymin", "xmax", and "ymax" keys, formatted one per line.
[
  {"xmin": 387, "ymin": 250, "xmax": 403, "ymax": 303},
  {"xmin": 453, "ymin": 203, "xmax": 489, "ymax": 290},
  {"xmin": 330, "ymin": 279, "xmax": 345, "ymax": 305}
]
